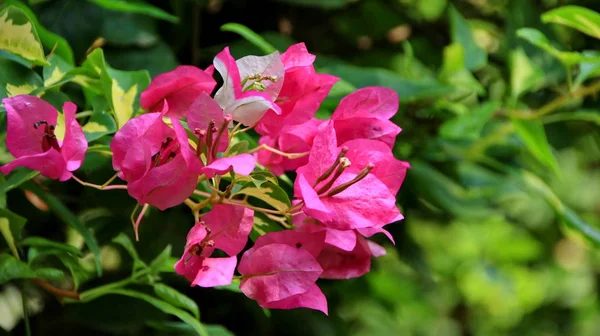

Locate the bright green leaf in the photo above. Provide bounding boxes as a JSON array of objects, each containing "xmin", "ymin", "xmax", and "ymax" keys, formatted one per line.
[
  {"xmin": 221, "ymin": 23, "xmax": 276, "ymax": 54},
  {"xmin": 148, "ymin": 245, "xmax": 174, "ymax": 274},
  {"xmin": 516, "ymin": 28, "xmax": 598, "ymax": 67},
  {"xmin": 20, "ymin": 237, "xmax": 82, "ymax": 257},
  {"xmin": 0, "ymin": 208, "xmax": 26, "ymax": 245},
  {"xmin": 112, "ymin": 232, "xmax": 147, "ymax": 270},
  {"xmin": 87, "ymin": 0, "xmax": 179, "ymax": 23},
  {"xmin": 543, "ymin": 110, "xmax": 600, "ymax": 126},
  {"xmin": 0, "ymin": 253, "xmax": 64, "ymax": 284},
  {"xmin": 542, "ymin": 6, "xmax": 600, "ymax": 40},
  {"xmin": 512, "ymin": 118, "xmax": 560, "ymax": 175},
  {"xmin": 153, "ymin": 284, "xmax": 200, "ymax": 319},
  {"xmin": 0, "ymin": 58, "xmax": 42, "ymax": 99},
  {"xmin": 510, "ymin": 47, "xmax": 544, "ymax": 99}
]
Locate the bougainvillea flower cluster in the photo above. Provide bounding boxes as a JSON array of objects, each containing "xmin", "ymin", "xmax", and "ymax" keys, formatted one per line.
[{"xmin": 0, "ymin": 43, "xmax": 409, "ymax": 314}]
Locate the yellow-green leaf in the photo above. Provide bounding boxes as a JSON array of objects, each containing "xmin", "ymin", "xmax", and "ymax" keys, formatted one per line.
[
  {"xmin": 234, "ymin": 181, "xmax": 291, "ymax": 212},
  {"xmin": 542, "ymin": 6, "xmax": 600, "ymax": 40},
  {"xmin": 0, "ymin": 6, "xmax": 47, "ymax": 66},
  {"xmin": 111, "ymin": 80, "xmax": 138, "ymax": 128}
]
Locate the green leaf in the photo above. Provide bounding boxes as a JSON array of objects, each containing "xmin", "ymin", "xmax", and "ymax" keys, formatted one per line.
[
  {"xmin": 408, "ymin": 161, "xmax": 491, "ymax": 217},
  {"xmin": 0, "ymin": 58, "xmax": 43, "ymax": 99},
  {"xmin": 221, "ymin": 23, "xmax": 276, "ymax": 54},
  {"xmin": 153, "ymin": 284, "xmax": 199, "ymax": 319},
  {"xmin": 543, "ymin": 110, "xmax": 600, "ymax": 126},
  {"xmin": 20, "ymin": 237, "xmax": 82, "ymax": 257},
  {"xmin": 97, "ymin": 289, "xmax": 208, "ymax": 336},
  {"xmin": 234, "ymin": 181, "xmax": 291, "ymax": 212},
  {"xmin": 0, "ymin": 168, "xmax": 39, "ymax": 198},
  {"xmin": 249, "ymin": 212, "xmax": 283, "ymax": 241},
  {"xmin": 148, "ymin": 245, "xmax": 174, "ymax": 274},
  {"xmin": 0, "ymin": 6, "xmax": 47, "ymax": 66},
  {"xmin": 22, "ymin": 181, "xmax": 102, "ymax": 276},
  {"xmin": 4, "ymin": 0, "xmax": 74, "ymax": 64},
  {"xmin": 112, "ymin": 232, "xmax": 147, "ymax": 270},
  {"xmin": 574, "ymin": 51, "xmax": 600, "ymax": 86},
  {"xmin": 77, "ymin": 48, "xmax": 150, "ymax": 128},
  {"xmin": 225, "ymin": 140, "xmax": 249, "ymax": 157},
  {"xmin": 83, "ymin": 96, "xmax": 118, "ymax": 142},
  {"xmin": 53, "ymin": 253, "xmax": 93, "ymax": 290},
  {"xmin": 0, "ymin": 253, "xmax": 64, "ymax": 284},
  {"xmin": 0, "ymin": 207, "xmax": 26, "ymax": 245},
  {"xmin": 42, "ymin": 54, "xmax": 73, "ymax": 88},
  {"xmin": 516, "ymin": 28, "xmax": 597, "ymax": 67},
  {"xmin": 510, "ymin": 47, "xmax": 544, "ymax": 99},
  {"xmin": 542, "ymin": 6, "xmax": 600, "ymax": 40},
  {"xmin": 511, "ymin": 118, "xmax": 560, "ymax": 175},
  {"xmin": 317, "ymin": 58, "xmax": 452, "ymax": 102},
  {"xmin": 449, "ymin": 5, "xmax": 487, "ymax": 71},
  {"xmin": 440, "ymin": 101, "xmax": 501, "ymax": 140},
  {"xmin": 237, "ymin": 171, "xmax": 279, "ymax": 188},
  {"xmin": 273, "ymin": 0, "xmax": 348, "ymax": 9},
  {"xmin": 439, "ymin": 43, "xmax": 485, "ymax": 95},
  {"xmin": 87, "ymin": 0, "xmax": 179, "ymax": 23},
  {"xmin": 0, "ymin": 217, "xmax": 19, "ymax": 259},
  {"xmin": 520, "ymin": 171, "xmax": 600, "ymax": 246}
]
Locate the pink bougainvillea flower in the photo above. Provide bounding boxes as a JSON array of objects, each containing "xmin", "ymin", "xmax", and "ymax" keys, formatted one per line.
[
  {"xmin": 213, "ymin": 47, "xmax": 283, "ymax": 126},
  {"xmin": 317, "ymin": 233, "xmax": 376, "ymax": 280},
  {"xmin": 175, "ymin": 204, "xmax": 253, "ymax": 287},
  {"xmin": 294, "ymin": 122, "xmax": 404, "ymax": 230},
  {"xmin": 110, "ymin": 111, "xmax": 203, "ymax": 210},
  {"xmin": 255, "ymin": 43, "xmax": 339, "ymax": 135},
  {"xmin": 187, "ymin": 92, "xmax": 229, "ymax": 153},
  {"xmin": 174, "ymin": 223, "xmax": 237, "ymax": 287},
  {"xmin": 201, "ymin": 204, "xmax": 254, "ymax": 256},
  {"xmin": 202, "ymin": 153, "xmax": 256, "ymax": 178},
  {"xmin": 256, "ymin": 118, "xmax": 324, "ymax": 176},
  {"xmin": 140, "ymin": 65, "xmax": 216, "ymax": 118},
  {"xmin": 238, "ymin": 230, "xmax": 328, "ymax": 314},
  {"xmin": 1, "ymin": 95, "xmax": 87, "ymax": 181},
  {"xmin": 293, "ymin": 211, "xmax": 358, "ymax": 252},
  {"xmin": 331, "ymin": 87, "xmax": 401, "ymax": 148}
]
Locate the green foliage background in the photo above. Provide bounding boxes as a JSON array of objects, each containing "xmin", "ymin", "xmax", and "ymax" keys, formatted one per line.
[{"xmin": 1, "ymin": 0, "xmax": 600, "ymax": 335}]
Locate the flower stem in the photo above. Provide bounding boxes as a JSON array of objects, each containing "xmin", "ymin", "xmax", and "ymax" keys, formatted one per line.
[
  {"xmin": 72, "ymin": 175, "xmax": 127, "ymax": 190},
  {"xmin": 248, "ymin": 144, "xmax": 309, "ymax": 159}
]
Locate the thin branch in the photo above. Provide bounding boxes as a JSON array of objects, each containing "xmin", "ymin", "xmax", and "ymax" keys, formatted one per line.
[{"xmin": 33, "ymin": 279, "xmax": 80, "ymax": 300}]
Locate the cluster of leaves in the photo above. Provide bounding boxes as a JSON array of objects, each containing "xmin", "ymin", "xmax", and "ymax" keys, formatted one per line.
[{"xmin": 1, "ymin": 0, "xmax": 600, "ymax": 335}]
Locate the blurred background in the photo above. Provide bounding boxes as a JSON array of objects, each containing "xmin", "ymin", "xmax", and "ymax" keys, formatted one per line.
[{"xmin": 1, "ymin": 0, "xmax": 600, "ymax": 335}]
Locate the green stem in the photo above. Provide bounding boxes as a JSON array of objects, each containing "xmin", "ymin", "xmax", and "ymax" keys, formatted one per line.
[
  {"xmin": 21, "ymin": 282, "xmax": 31, "ymax": 336},
  {"xmin": 79, "ymin": 277, "xmax": 134, "ymax": 302}
]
